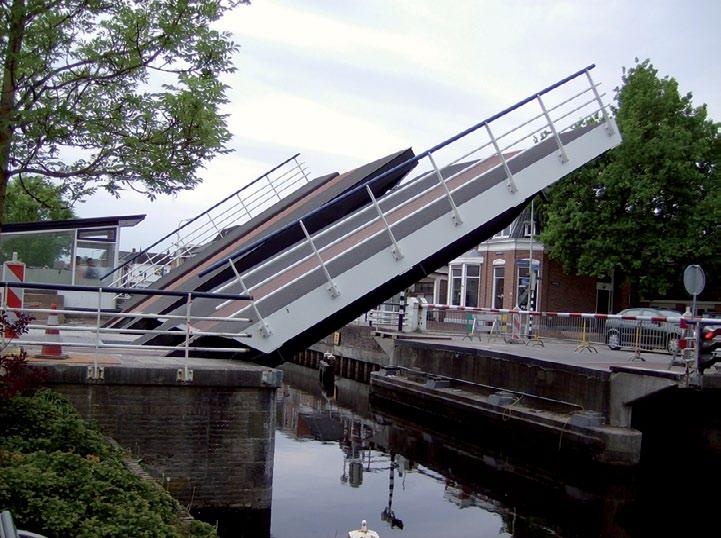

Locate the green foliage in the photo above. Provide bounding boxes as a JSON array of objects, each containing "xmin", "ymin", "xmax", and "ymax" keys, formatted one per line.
[
  {"xmin": 0, "ymin": 391, "xmax": 217, "ymax": 538},
  {"xmin": 541, "ymin": 59, "xmax": 721, "ymax": 296},
  {"xmin": 0, "ymin": 390, "xmax": 111, "ymax": 456},
  {"xmin": 0, "ymin": 0, "xmax": 248, "ymax": 224},
  {"xmin": 4, "ymin": 176, "xmax": 75, "ymax": 223}
]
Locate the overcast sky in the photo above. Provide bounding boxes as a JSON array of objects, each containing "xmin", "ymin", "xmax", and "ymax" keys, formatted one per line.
[{"xmin": 77, "ymin": 0, "xmax": 721, "ymax": 250}]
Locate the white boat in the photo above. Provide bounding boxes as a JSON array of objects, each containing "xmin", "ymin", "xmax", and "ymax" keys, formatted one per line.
[{"xmin": 348, "ymin": 520, "xmax": 380, "ymax": 538}]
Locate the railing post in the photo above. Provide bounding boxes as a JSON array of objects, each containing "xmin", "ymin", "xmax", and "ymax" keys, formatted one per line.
[
  {"xmin": 266, "ymin": 173, "xmax": 281, "ymax": 201},
  {"xmin": 177, "ymin": 292, "xmax": 194, "ymax": 383},
  {"xmin": 585, "ymin": 69, "xmax": 614, "ymax": 135},
  {"xmin": 206, "ymin": 213, "xmax": 221, "ymax": 235},
  {"xmin": 536, "ymin": 94, "xmax": 569, "ymax": 163},
  {"xmin": 427, "ymin": 153, "xmax": 463, "ymax": 226},
  {"xmin": 299, "ymin": 220, "xmax": 340, "ymax": 298},
  {"xmin": 87, "ymin": 287, "xmax": 104, "ymax": 381},
  {"xmin": 227, "ymin": 259, "xmax": 272, "ymax": 337},
  {"xmin": 235, "ymin": 193, "xmax": 253, "ymax": 219},
  {"xmin": 365, "ymin": 185, "xmax": 403, "ymax": 261},
  {"xmin": 484, "ymin": 124, "xmax": 517, "ymax": 193},
  {"xmin": 294, "ymin": 156, "xmax": 311, "ymax": 183}
]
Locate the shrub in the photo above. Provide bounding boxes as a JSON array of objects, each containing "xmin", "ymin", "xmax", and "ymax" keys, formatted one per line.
[{"xmin": 0, "ymin": 391, "xmax": 217, "ymax": 538}]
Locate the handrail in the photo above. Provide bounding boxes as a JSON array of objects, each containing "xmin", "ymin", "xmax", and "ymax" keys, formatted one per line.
[
  {"xmin": 0, "ymin": 282, "xmax": 256, "ymax": 374},
  {"xmin": 206, "ymin": 64, "xmax": 610, "ymax": 323},
  {"xmin": 103, "ymin": 152, "xmax": 302, "ymax": 280},
  {"xmin": 0, "ymin": 281, "xmax": 252, "ymax": 302},
  {"xmin": 201, "ymin": 64, "xmax": 596, "ymax": 276}
]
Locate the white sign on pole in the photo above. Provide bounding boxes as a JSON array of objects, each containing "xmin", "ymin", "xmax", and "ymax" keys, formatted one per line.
[{"xmin": 683, "ymin": 265, "xmax": 705, "ymax": 296}]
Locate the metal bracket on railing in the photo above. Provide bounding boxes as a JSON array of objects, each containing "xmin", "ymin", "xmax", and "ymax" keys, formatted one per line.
[
  {"xmin": 428, "ymin": 153, "xmax": 463, "ymax": 226},
  {"xmin": 484, "ymin": 124, "xmax": 517, "ymax": 193},
  {"xmin": 536, "ymin": 94, "xmax": 569, "ymax": 164},
  {"xmin": 86, "ymin": 365, "xmax": 104, "ymax": 381},
  {"xmin": 227, "ymin": 259, "xmax": 272, "ymax": 338},
  {"xmin": 177, "ymin": 367, "xmax": 194, "ymax": 383},
  {"xmin": 365, "ymin": 186, "xmax": 403, "ymax": 261},
  {"xmin": 299, "ymin": 220, "xmax": 340, "ymax": 298},
  {"xmin": 585, "ymin": 69, "xmax": 614, "ymax": 136}
]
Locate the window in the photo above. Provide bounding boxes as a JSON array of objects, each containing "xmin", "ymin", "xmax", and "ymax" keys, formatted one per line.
[
  {"xmin": 516, "ymin": 260, "xmax": 540, "ymax": 310},
  {"xmin": 0, "ymin": 231, "xmax": 74, "ymax": 285},
  {"xmin": 492, "ymin": 266, "xmax": 505, "ymax": 309},
  {"xmin": 75, "ymin": 241, "xmax": 114, "ymax": 285},
  {"xmin": 450, "ymin": 266, "xmax": 462, "ymax": 306},
  {"xmin": 464, "ymin": 265, "xmax": 480, "ymax": 308},
  {"xmin": 492, "ymin": 224, "xmax": 512, "ymax": 239},
  {"xmin": 77, "ymin": 228, "xmax": 116, "ymax": 242},
  {"xmin": 522, "ymin": 220, "xmax": 536, "ymax": 237},
  {"xmin": 448, "ymin": 263, "xmax": 481, "ymax": 307}
]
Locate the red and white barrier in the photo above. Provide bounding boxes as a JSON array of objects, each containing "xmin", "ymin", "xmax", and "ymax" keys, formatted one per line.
[
  {"xmin": 424, "ymin": 304, "xmax": 719, "ymax": 325},
  {"xmin": 2, "ymin": 258, "xmax": 25, "ymax": 338}
]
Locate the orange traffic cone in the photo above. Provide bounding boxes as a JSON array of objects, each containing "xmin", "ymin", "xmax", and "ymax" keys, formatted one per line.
[{"xmin": 35, "ymin": 304, "xmax": 68, "ymax": 359}]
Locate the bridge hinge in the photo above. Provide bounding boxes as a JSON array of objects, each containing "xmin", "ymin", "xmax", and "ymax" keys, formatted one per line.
[
  {"xmin": 86, "ymin": 365, "xmax": 105, "ymax": 381},
  {"xmin": 177, "ymin": 367, "xmax": 194, "ymax": 383}
]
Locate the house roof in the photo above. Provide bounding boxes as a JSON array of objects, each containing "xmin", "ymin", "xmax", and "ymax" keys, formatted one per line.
[{"xmin": 2, "ymin": 214, "xmax": 145, "ymax": 233}]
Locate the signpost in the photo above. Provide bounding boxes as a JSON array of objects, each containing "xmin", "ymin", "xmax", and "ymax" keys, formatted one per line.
[{"xmin": 683, "ymin": 264, "xmax": 705, "ymax": 317}]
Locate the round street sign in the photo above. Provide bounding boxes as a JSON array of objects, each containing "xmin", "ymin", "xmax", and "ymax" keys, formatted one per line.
[{"xmin": 683, "ymin": 265, "xmax": 705, "ymax": 296}]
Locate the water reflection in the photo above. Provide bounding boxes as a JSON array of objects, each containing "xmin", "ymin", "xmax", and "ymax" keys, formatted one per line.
[
  {"xmin": 200, "ymin": 362, "xmax": 721, "ymax": 537},
  {"xmin": 270, "ymin": 363, "xmax": 637, "ymax": 537}
]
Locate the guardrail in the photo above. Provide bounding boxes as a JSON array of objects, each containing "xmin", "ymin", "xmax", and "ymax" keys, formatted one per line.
[
  {"xmin": 103, "ymin": 153, "xmax": 310, "ymax": 291},
  {"xmin": 205, "ymin": 66, "xmax": 613, "ymax": 333},
  {"xmin": 0, "ymin": 281, "xmax": 254, "ymax": 381},
  {"xmin": 421, "ymin": 304, "xmax": 721, "ymax": 358}
]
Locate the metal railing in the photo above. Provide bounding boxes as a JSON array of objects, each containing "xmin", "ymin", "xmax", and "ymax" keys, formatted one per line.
[
  {"xmin": 103, "ymin": 153, "xmax": 310, "ymax": 291},
  {"xmin": 204, "ymin": 66, "xmax": 613, "ymax": 332},
  {"xmin": 418, "ymin": 304, "xmax": 712, "ymax": 356},
  {"xmin": 0, "ymin": 281, "xmax": 255, "ymax": 380}
]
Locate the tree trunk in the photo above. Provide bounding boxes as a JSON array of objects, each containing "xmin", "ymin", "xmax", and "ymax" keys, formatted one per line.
[{"xmin": 0, "ymin": 0, "xmax": 27, "ymax": 230}]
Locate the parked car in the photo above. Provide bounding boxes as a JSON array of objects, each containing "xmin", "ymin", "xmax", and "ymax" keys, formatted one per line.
[{"xmin": 605, "ymin": 308, "xmax": 684, "ymax": 354}]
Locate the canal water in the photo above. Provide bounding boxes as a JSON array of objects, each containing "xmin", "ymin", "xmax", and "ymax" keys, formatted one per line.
[
  {"xmin": 211, "ymin": 363, "xmax": 721, "ymax": 537},
  {"xmin": 269, "ymin": 364, "xmax": 622, "ymax": 538}
]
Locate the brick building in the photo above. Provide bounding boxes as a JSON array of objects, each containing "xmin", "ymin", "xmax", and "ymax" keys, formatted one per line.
[{"xmin": 412, "ymin": 206, "xmax": 611, "ymax": 314}]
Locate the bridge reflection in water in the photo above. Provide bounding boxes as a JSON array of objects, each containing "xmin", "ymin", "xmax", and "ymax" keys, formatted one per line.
[{"xmin": 203, "ymin": 362, "xmax": 721, "ymax": 537}]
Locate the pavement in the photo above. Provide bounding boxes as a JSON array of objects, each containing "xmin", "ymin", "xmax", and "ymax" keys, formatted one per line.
[{"xmin": 403, "ymin": 332, "xmax": 691, "ymax": 376}]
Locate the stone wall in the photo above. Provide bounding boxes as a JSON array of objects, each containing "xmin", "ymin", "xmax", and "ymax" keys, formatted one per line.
[
  {"xmin": 39, "ymin": 361, "xmax": 280, "ymax": 515},
  {"xmin": 393, "ymin": 340, "xmax": 610, "ymax": 414}
]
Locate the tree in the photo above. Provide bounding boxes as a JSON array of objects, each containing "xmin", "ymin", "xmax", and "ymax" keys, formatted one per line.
[
  {"xmin": 4, "ymin": 176, "xmax": 75, "ymax": 223},
  {"xmin": 0, "ymin": 0, "xmax": 247, "ymax": 228},
  {"xmin": 540, "ymin": 60, "xmax": 721, "ymax": 298}
]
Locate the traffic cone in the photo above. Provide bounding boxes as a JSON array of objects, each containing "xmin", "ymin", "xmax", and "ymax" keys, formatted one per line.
[{"xmin": 35, "ymin": 304, "xmax": 68, "ymax": 359}]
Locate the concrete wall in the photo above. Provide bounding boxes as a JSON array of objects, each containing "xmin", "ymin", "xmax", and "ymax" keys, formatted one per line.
[
  {"xmin": 394, "ymin": 340, "xmax": 611, "ymax": 414},
  {"xmin": 310, "ymin": 324, "xmax": 389, "ymax": 365},
  {"xmin": 40, "ymin": 362, "xmax": 280, "ymax": 514}
]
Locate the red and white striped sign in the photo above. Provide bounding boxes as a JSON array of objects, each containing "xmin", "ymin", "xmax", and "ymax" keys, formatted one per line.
[{"xmin": 2, "ymin": 259, "xmax": 25, "ymax": 311}]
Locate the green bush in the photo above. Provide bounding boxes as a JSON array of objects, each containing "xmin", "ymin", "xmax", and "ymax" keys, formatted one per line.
[
  {"xmin": 0, "ymin": 391, "xmax": 216, "ymax": 538},
  {"xmin": 0, "ymin": 390, "xmax": 110, "ymax": 457}
]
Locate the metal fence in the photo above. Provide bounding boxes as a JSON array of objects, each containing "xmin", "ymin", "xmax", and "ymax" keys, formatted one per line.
[
  {"xmin": 420, "ymin": 305, "xmax": 694, "ymax": 355},
  {"xmin": 1, "ymin": 281, "xmax": 253, "ymax": 380},
  {"xmin": 103, "ymin": 153, "xmax": 310, "ymax": 291}
]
